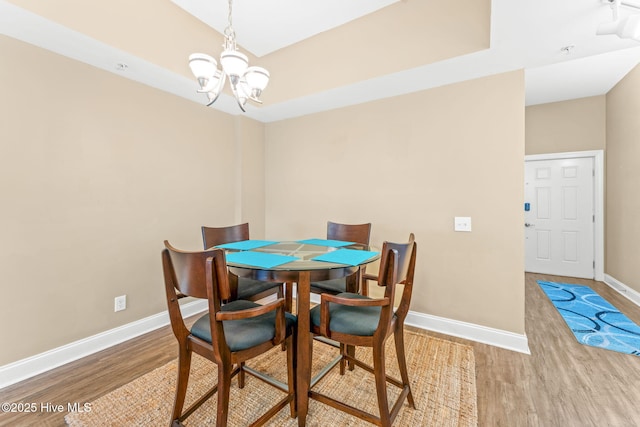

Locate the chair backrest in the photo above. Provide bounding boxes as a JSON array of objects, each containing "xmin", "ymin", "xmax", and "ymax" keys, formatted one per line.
[
  {"xmin": 162, "ymin": 241, "xmax": 235, "ymax": 362},
  {"xmin": 162, "ymin": 241, "xmax": 231, "ymax": 301},
  {"xmin": 201, "ymin": 223, "xmax": 250, "ymax": 249},
  {"xmin": 379, "ymin": 234, "xmax": 417, "ymax": 322},
  {"xmin": 327, "ymin": 221, "xmax": 371, "ymax": 245}
]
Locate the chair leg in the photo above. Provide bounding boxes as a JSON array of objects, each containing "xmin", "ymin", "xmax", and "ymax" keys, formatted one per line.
[
  {"xmin": 282, "ymin": 282, "xmax": 293, "ymax": 352},
  {"xmin": 238, "ymin": 361, "xmax": 246, "ymax": 389},
  {"xmin": 358, "ymin": 269, "xmax": 368, "ymax": 297},
  {"xmin": 170, "ymin": 345, "xmax": 192, "ymax": 426},
  {"xmin": 394, "ymin": 328, "xmax": 416, "ymax": 409},
  {"xmin": 287, "ymin": 334, "xmax": 297, "ymax": 418},
  {"xmin": 284, "ymin": 282, "xmax": 293, "ymax": 313},
  {"xmin": 216, "ymin": 363, "xmax": 232, "ymax": 427},
  {"xmin": 373, "ymin": 344, "xmax": 391, "ymax": 427},
  {"xmin": 347, "ymin": 344, "xmax": 356, "ymax": 371},
  {"xmin": 339, "ymin": 343, "xmax": 347, "ymax": 375}
]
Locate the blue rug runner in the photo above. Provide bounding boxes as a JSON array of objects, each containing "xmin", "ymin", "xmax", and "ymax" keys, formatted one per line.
[{"xmin": 537, "ymin": 280, "xmax": 640, "ymax": 356}]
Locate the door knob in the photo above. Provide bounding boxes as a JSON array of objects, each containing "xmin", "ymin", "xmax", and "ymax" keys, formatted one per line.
[{"xmin": 525, "ymin": 223, "xmax": 535, "ymax": 228}]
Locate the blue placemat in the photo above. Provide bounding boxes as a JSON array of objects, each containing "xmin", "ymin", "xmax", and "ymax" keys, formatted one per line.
[
  {"xmin": 226, "ymin": 251, "xmax": 298, "ymax": 269},
  {"xmin": 297, "ymin": 238, "xmax": 355, "ymax": 248},
  {"xmin": 216, "ymin": 240, "xmax": 278, "ymax": 251},
  {"xmin": 311, "ymin": 249, "xmax": 378, "ymax": 266}
]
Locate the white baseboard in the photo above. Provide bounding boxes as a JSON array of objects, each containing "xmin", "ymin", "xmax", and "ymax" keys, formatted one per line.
[
  {"xmin": 604, "ymin": 274, "xmax": 640, "ymax": 307},
  {"xmin": 0, "ymin": 300, "xmax": 208, "ymax": 390},
  {"xmin": 303, "ymin": 285, "xmax": 530, "ymax": 354},
  {"xmin": 405, "ymin": 311, "xmax": 531, "ymax": 354},
  {"xmin": 310, "ymin": 293, "xmax": 321, "ymax": 304},
  {"xmin": 1, "ymin": 290, "xmax": 532, "ymax": 390}
]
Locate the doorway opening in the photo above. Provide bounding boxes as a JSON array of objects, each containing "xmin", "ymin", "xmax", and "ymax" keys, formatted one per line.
[{"xmin": 524, "ymin": 150, "xmax": 603, "ymax": 281}]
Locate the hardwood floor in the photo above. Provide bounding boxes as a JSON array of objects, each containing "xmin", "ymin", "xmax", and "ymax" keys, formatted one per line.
[
  {"xmin": 2, "ymin": 272, "xmax": 640, "ymax": 426},
  {"xmin": 468, "ymin": 273, "xmax": 640, "ymax": 427}
]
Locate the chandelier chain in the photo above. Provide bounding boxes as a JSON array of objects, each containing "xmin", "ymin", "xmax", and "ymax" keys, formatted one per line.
[{"xmin": 224, "ymin": 0, "xmax": 236, "ymax": 49}]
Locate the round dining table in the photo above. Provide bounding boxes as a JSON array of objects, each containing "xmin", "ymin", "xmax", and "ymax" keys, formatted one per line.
[{"xmin": 223, "ymin": 240, "xmax": 380, "ymax": 426}]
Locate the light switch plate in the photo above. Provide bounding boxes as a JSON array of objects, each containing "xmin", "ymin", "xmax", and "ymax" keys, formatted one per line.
[{"xmin": 454, "ymin": 217, "xmax": 472, "ymax": 232}]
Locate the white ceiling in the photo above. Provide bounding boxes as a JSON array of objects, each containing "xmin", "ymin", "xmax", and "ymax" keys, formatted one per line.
[
  {"xmin": 3, "ymin": 0, "xmax": 640, "ymax": 122},
  {"xmin": 171, "ymin": 0, "xmax": 401, "ymax": 57}
]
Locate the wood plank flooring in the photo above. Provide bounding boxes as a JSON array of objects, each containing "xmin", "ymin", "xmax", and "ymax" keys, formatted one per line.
[{"xmin": 1, "ymin": 273, "xmax": 640, "ymax": 426}]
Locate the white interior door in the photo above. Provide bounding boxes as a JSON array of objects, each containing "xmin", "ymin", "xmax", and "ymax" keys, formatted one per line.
[{"xmin": 524, "ymin": 157, "xmax": 594, "ymax": 279}]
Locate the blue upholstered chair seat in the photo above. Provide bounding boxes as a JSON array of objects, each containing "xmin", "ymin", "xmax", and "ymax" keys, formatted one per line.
[
  {"xmin": 237, "ymin": 277, "xmax": 282, "ymax": 300},
  {"xmin": 310, "ymin": 278, "xmax": 347, "ymax": 294},
  {"xmin": 191, "ymin": 300, "xmax": 297, "ymax": 352},
  {"xmin": 310, "ymin": 292, "xmax": 390, "ymax": 336}
]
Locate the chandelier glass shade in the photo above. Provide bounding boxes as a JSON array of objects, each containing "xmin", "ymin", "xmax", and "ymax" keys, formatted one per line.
[{"xmin": 188, "ymin": 0, "xmax": 269, "ymax": 112}]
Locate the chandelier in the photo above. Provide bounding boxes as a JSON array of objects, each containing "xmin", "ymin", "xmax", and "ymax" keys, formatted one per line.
[{"xmin": 188, "ymin": 0, "xmax": 270, "ymax": 112}]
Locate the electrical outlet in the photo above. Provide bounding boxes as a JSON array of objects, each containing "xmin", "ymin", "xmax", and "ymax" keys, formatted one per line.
[{"xmin": 114, "ymin": 295, "xmax": 127, "ymax": 312}]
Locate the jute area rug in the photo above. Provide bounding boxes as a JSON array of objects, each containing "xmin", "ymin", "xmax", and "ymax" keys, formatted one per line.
[{"xmin": 65, "ymin": 331, "xmax": 477, "ymax": 426}]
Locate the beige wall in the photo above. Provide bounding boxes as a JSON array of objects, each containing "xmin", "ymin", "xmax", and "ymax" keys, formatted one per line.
[
  {"xmin": 0, "ymin": 36, "xmax": 263, "ymax": 365},
  {"xmin": 1, "ymin": 0, "xmax": 498, "ymax": 369},
  {"xmin": 606, "ymin": 64, "xmax": 640, "ymax": 292},
  {"xmin": 265, "ymin": 71, "xmax": 526, "ymax": 333},
  {"xmin": 259, "ymin": 0, "xmax": 491, "ymax": 104},
  {"xmin": 235, "ymin": 116, "xmax": 266, "ymax": 238},
  {"xmin": 525, "ymin": 96, "xmax": 606, "ymax": 155},
  {"xmin": 7, "ymin": 0, "xmax": 224, "ymax": 78},
  {"xmin": 526, "ymin": 84, "xmax": 640, "ymax": 294},
  {"xmin": 8, "ymin": 0, "xmax": 491, "ymax": 105}
]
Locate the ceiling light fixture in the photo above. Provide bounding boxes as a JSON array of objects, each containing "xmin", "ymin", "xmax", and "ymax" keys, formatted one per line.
[
  {"xmin": 597, "ymin": 0, "xmax": 640, "ymax": 41},
  {"xmin": 188, "ymin": 0, "xmax": 269, "ymax": 112}
]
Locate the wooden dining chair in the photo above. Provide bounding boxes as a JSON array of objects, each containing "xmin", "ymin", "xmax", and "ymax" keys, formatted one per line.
[
  {"xmin": 162, "ymin": 241, "xmax": 297, "ymax": 427},
  {"xmin": 202, "ymin": 223, "xmax": 292, "ymax": 311},
  {"xmin": 308, "ymin": 234, "xmax": 417, "ymax": 427},
  {"xmin": 309, "ymin": 221, "xmax": 372, "ymax": 296}
]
